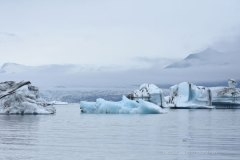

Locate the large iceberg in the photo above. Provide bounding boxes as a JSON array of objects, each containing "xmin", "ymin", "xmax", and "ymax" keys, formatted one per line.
[
  {"xmin": 210, "ymin": 79, "xmax": 240, "ymax": 106},
  {"xmin": 127, "ymin": 83, "xmax": 166, "ymax": 107},
  {"xmin": 80, "ymin": 96, "xmax": 166, "ymax": 114},
  {"xmin": 167, "ymin": 82, "xmax": 213, "ymax": 109},
  {"xmin": 0, "ymin": 81, "xmax": 55, "ymax": 114}
]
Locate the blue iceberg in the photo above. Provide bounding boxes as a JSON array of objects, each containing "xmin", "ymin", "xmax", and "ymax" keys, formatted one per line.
[
  {"xmin": 167, "ymin": 82, "xmax": 213, "ymax": 109},
  {"xmin": 80, "ymin": 96, "xmax": 166, "ymax": 114}
]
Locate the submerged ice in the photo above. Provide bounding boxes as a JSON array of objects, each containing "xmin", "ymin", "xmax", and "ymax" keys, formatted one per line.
[
  {"xmin": 0, "ymin": 81, "xmax": 55, "ymax": 114},
  {"xmin": 80, "ymin": 96, "xmax": 165, "ymax": 114}
]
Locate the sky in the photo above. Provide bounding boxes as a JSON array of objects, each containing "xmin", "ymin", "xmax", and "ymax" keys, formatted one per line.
[{"xmin": 0, "ymin": 0, "xmax": 240, "ymax": 67}]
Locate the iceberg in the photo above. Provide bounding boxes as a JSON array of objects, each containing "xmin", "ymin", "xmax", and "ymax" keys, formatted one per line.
[
  {"xmin": 228, "ymin": 79, "xmax": 238, "ymax": 88},
  {"xmin": 80, "ymin": 96, "xmax": 166, "ymax": 114},
  {"xmin": 210, "ymin": 79, "xmax": 240, "ymax": 107},
  {"xmin": 49, "ymin": 100, "xmax": 68, "ymax": 105},
  {"xmin": 127, "ymin": 83, "xmax": 166, "ymax": 107},
  {"xmin": 0, "ymin": 81, "xmax": 56, "ymax": 114},
  {"xmin": 167, "ymin": 82, "xmax": 213, "ymax": 109}
]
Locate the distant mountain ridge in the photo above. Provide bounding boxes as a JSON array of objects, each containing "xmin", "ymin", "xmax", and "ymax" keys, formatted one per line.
[
  {"xmin": 0, "ymin": 63, "xmax": 31, "ymax": 73},
  {"xmin": 165, "ymin": 48, "xmax": 234, "ymax": 69},
  {"xmin": 0, "ymin": 47, "xmax": 239, "ymax": 87},
  {"xmin": 0, "ymin": 62, "xmax": 141, "ymax": 75},
  {"xmin": 2, "ymin": 47, "xmax": 236, "ymax": 74},
  {"xmin": 0, "ymin": 63, "xmax": 105, "ymax": 74}
]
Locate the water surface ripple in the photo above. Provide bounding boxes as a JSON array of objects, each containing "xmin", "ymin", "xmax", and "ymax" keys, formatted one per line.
[{"xmin": 0, "ymin": 105, "xmax": 240, "ymax": 160}]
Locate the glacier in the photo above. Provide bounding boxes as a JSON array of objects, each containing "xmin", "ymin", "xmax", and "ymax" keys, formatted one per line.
[
  {"xmin": 0, "ymin": 81, "xmax": 55, "ymax": 114},
  {"xmin": 80, "ymin": 96, "xmax": 166, "ymax": 114}
]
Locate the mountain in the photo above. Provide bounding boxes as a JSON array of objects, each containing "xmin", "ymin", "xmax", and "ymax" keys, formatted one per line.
[
  {"xmin": 156, "ymin": 47, "xmax": 240, "ymax": 85},
  {"xmin": 0, "ymin": 63, "xmax": 33, "ymax": 74},
  {"xmin": 165, "ymin": 48, "xmax": 235, "ymax": 69},
  {"xmin": 0, "ymin": 63, "xmax": 92, "ymax": 74},
  {"xmin": 0, "ymin": 47, "xmax": 239, "ymax": 88},
  {"xmin": 0, "ymin": 63, "xmax": 141, "ymax": 88}
]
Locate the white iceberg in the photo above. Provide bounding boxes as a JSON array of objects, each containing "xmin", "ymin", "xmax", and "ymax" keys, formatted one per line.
[
  {"xmin": 210, "ymin": 79, "xmax": 240, "ymax": 106},
  {"xmin": 228, "ymin": 79, "xmax": 238, "ymax": 88},
  {"xmin": 167, "ymin": 82, "xmax": 213, "ymax": 109},
  {"xmin": 0, "ymin": 81, "xmax": 56, "ymax": 114},
  {"xmin": 127, "ymin": 83, "xmax": 166, "ymax": 107},
  {"xmin": 80, "ymin": 96, "xmax": 166, "ymax": 114},
  {"xmin": 49, "ymin": 100, "xmax": 68, "ymax": 105}
]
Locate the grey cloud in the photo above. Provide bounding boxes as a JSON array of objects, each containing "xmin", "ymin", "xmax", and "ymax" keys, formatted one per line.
[{"xmin": 212, "ymin": 35, "xmax": 240, "ymax": 53}]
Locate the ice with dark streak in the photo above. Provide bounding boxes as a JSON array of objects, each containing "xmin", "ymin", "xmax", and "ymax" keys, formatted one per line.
[
  {"xmin": 0, "ymin": 81, "xmax": 55, "ymax": 114},
  {"xmin": 127, "ymin": 83, "xmax": 166, "ymax": 107},
  {"xmin": 167, "ymin": 82, "xmax": 214, "ymax": 109},
  {"xmin": 210, "ymin": 79, "xmax": 240, "ymax": 106}
]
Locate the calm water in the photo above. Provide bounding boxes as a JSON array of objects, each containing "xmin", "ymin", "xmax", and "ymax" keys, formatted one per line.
[{"xmin": 0, "ymin": 104, "xmax": 240, "ymax": 160}]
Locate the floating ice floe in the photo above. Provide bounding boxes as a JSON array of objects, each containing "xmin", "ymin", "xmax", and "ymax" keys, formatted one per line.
[
  {"xmin": 210, "ymin": 79, "xmax": 240, "ymax": 107},
  {"xmin": 127, "ymin": 83, "xmax": 166, "ymax": 108},
  {"xmin": 0, "ymin": 81, "xmax": 56, "ymax": 114},
  {"xmin": 49, "ymin": 100, "xmax": 68, "ymax": 105},
  {"xmin": 167, "ymin": 82, "xmax": 214, "ymax": 109},
  {"xmin": 80, "ymin": 96, "xmax": 166, "ymax": 114}
]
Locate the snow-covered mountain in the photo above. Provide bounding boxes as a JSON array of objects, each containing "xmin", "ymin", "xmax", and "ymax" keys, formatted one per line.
[
  {"xmin": 0, "ymin": 63, "xmax": 99, "ymax": 74},
  {"xmin": 0, "ymin": 63, "xmax": 140, "ymax": 88},
  {"xmin": 0, "ymin": 63, "xmax": 32, "ymax": 74},
  {"xmin": 0, "ymin": 47, "xmax": 239, "ymax": 88},
  {"xmin": 156, "ymin": 47, "xmax": 240, "ymax": 85},
  {"xmin": 165, "ymin": 48, "xmax": 237, "ymax": 69}
]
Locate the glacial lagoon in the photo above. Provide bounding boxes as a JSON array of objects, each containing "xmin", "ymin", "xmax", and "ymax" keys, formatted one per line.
[{"xmin": 0, "ymin": 104, "xmax": 240, "ymax": 160}]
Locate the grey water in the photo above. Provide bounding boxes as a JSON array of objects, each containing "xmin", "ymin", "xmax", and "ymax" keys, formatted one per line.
[{"xmin": 0, "ymin": 104, "xmax": 240, "ymax": 160}]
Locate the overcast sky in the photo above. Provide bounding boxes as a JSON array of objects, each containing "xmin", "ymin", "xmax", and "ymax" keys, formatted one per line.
[{"xmin": 0, "ymin": 0, "xmax": 240, "ymax": 67}]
